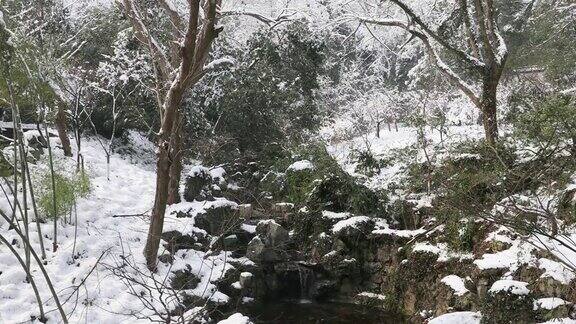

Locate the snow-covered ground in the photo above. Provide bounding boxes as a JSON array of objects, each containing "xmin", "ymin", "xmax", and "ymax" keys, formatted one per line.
[
  {"xmin": 0, "ymin": 133, "xmax": 249, "ymax": 323},
  {"xmin": 324, "ymin": 125, "xmax": 486, "ymax": 190}
]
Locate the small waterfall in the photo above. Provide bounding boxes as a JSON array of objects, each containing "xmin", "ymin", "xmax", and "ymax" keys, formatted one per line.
[{"xmin": 297, "ymin": 264, "xmax": 313, "ymax": 303}]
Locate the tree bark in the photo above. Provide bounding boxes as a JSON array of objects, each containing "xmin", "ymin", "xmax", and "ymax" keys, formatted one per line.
[
  {"xmin": 55, "ymin": 105, "xmax": 72, "ymax": 157},
  {"xmin": 480, "ymin": 72, "xmax": 500, "ymax": 146},
  {"xmin": 167, "ymin": 113, "xmax": 184, "ymax": 205},
  {"xmin": 144, "ymin": 84, "xmax": 184, "ymax": 271}
]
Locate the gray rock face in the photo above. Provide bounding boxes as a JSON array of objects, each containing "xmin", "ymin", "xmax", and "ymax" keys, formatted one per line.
[
  {"xmin": 184, "ymin": 168, "xmax": 212, "ymax": 202},
  {"xmin": 246, "ymin": 236, "xmax": 266, "ymax": 262},
  {"xmin": 194, "ymin": 204, "xmax": 238, "ymax": 235},
  {"xmin": 246, "ymin": 220, "xmax": 290, "ymax": 263},
  {"xmin": 256, "ymin": 220, "xmax": 290, "ymax": 247}
]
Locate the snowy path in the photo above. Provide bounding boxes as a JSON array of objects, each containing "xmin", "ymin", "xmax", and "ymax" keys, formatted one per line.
[{"xmin": 1, "ymin": 135, "xmax": 167, "ymax": 323}]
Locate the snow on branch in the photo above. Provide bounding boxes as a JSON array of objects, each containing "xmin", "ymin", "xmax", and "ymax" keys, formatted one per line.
[
  {"xmin": 346, "ymin": 14, "xmax": 481, "ymax": 108},
  {"xmin": 221, "ymin": 9, "xmax": 297, "ymax": 28},
  {"xmin": 203, "ymin": 56, "xmax": 235, "ymax": 71}
]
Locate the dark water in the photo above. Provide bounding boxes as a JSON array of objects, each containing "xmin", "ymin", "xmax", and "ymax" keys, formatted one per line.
[{"xmin": 243, "ymin": 300, "xmax": 403, "ymax": 324}]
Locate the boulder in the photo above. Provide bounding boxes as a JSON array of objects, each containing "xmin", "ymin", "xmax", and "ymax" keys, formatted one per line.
[
  {"xmin": 194, "ymin": 202, "xmax": 239, "ymax": 235},
  {"xmin": 256, "ymin": 220, "xmax": 290, "ymax": 247},
  {"xmin": 246, "ymin": 220, "xmax": 290, "ymax": 263},
  {"xmin": 184, "ymin": 166, "xmax": 212, "ymax": 202},
  {"xmin": 481, "ymin": 280, "xmax": 535, "ymax": 323},
  {"xmin": 171, "ymin": 267, "xmax": 201, "ymax": 290},
  {"xmin": 162, "ymin": 230, "xmax": 207, "ymax": 252}
]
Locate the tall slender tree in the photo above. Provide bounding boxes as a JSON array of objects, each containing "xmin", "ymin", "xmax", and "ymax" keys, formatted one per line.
[{"xmin": 118, "ymin": 0, "xmax": 223, "ymax": 270}]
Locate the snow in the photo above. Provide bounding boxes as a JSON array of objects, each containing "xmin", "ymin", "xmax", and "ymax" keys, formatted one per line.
[
  {"xmin": 533, "ymin": 297, "xmax": 570, "ymax": 311},
  {"xmin": 0, "ymin": 134, "xmax": 245, "ymax": 323},
  {"xmin": 473, "ymin": 240, "xmax": 535, "ymax": 273},
  {"xmin": 210, "ymin": 167, "xmax": 227, "ymax": 183},
  {"xmin": 539, "ymin": 319, "xmax": 576, "ymax": 324},
  {"xmin": 217, "ymin": 312, "xmax": 253, "ymax": 324},
  {"xmin": 488, "ymin": 280, "xmax": 530, "ymax": 295},
  {"xmin": 189, "ymin": 165, "xmax": 210, "ymax": 177},
  {"xmin": 412, "ymin": 243, "xmax": 473, "ymax": 262},
  {"xmin": 241, "ymin": 223, "xmax": 257, "ymax": 233},
  {"xmin": 357, "ymin": 291, "xmax": 387, "ymax": 301},
  {"xmin": 322, "ymin": 210, "xmax": 351, "ymax": 219},
  {"xmin": 441, "ymin": 275, "xmax": 469, "ymax": 296},
  {"xmin": 372, "ymin": 227, "xmax": 426, "ymax": 238},
  {"xmin": 429, "ymin": 311, "xmax": 482, "ymax": 324},
  {"xmin": 325, "ymin": 125, "xmax": 485, "ymax": 191},
  {"xmin": 286, "ymin": 159, "xmax": 314, "ymax": 171},
  {"xmin": 537, "ymin": 258, "xmax": 576, "ymax": 285},
  {"xmin": 332, "ymin": 216, "xmax": 371, "ymax": 234}
]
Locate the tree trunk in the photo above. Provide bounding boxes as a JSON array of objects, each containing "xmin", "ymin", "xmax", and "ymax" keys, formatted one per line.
[
  {"xmin": 144, "ymin": 84, "xmax": 184, "ymax": 271},
  {"xmin": 167, "ymin": 114, "xmax": 183, "ymax": 205},
  {"xmin": 480, "ymin": 75, "xmax": 499, "ymax": 146},
  {"xmin": 376, "ymin": 121, "xmax": 380, "ymax": 138},
  {"xmin": 55, "ymin": 105, "xmax": 72, "ymax": 157}
]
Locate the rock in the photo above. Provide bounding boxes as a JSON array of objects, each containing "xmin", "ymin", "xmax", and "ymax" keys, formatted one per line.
[
  {"xmin": 356, "ymin": 292, "xmax": 388, "ymax": 307},
  {"xmin": 256, "ymin": 220, "xmax": 290, "ymax": 248},
  {"xmin": 162, "ymin": 230, "xmax": 207, "ymax": 252},
  {"xmin": 194, "ymin": 202, "xmax": 239, "ymax": 235},
  {"xmin": 171, "ymin": 268, "xmax": 201, "ymax": 290},
  {"xmin": 310, "ymin": 279, "xmax": 337, "ymax": 300},
  {"xmin": 184, "ymin": 166, "xmax": 212, "ymax": 202},
  {"xmin": 246, "ymin": 220, "xmax": 290, "ymax": 263},
  {"xmin": 272, "ymin": 202, "xmax": 294, "ymax": 217},
  {"xmin": 533, "ymin": 297, "xmax": 573, "ymax": 321},
  {"xmin": 246, "ymin": 236, "xmax": 266, "ymax": 262},
  {"xmin": 332, "ymin": 216, "xmax": 375, "ymax": 244},
  {"xmin": 482, "ymin": 280, "xmax": 535, "ymax": 323},
  {"xmin": 222, "ymin": 234, "xmax": 240, "ymax": 250},
  {"xmin": 238, "ymin": 204, "xmax": 253, "ymax": 220},
  {"xmin": 239, "ymin": 272, "xmax": 253, "ymax": 289}
]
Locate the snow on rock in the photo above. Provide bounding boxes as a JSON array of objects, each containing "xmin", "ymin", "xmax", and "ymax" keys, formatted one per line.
[
  {"xmin": 473, "ymin": 240, "xmax": 535, "ymax": 273},
  {"xmin": 372, "ymin": 219, "xmax": 426, "ymax": 238},
  {"xmin": 209, "ymin": 167, "xmax": 227, "ymax": 183},
  {"xmin": 533, "ymin": 297, "xmax": 571, "ymax": 311},
  {"xmin": 532, "ymin": 233, "xmax": 576, "ymax": 278},
  {"xmin": 428, "ymin": 311, "xmax": 482, "ymax": 324},
  {"xmin": 286, "ymin": 159, "xmax": 314, "ymax": 171},
  {"xmin": 539, "ymin": 318, "xmax": 576, "ymax": 324},
  {"xmin": 188, "ymin": 165, "xmax": 210, "ymax": 177},
  {"xmin": 322, "ymin": 210, "xmax": 352, "ymax": 220},
  {"xmin": 217, "ymin": 313, "xmax": 253, "ymax": 324},
  {"xmin": 412, "ymin": 242, "xmax": 473, "ymax": 262},
  {"xmin": 332, "ymin": 216, "xmax": 371, "ymax": 234},
  {"xmin": 488, "ymin": 280, "xmax": 530, "ymax": 295},
  {"xmin": 537, "ymin": 258, "xmax": 576, "ymax": 285},
  {"xmin": 357, "ymin": 292, "xmax": 387, "ymax": 301},
  {"xmin": 441, "ymin": 275, "xmax": 469, "ymax": 296}
]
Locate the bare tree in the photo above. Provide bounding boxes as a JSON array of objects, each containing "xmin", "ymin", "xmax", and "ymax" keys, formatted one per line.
[
  {"xmin": 118, "ymin": 0, "xmax": 224, "ymax": 270},
  {"xmin": 346, "ymin": 0, "xmax": 517, "ymax": 145}
]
